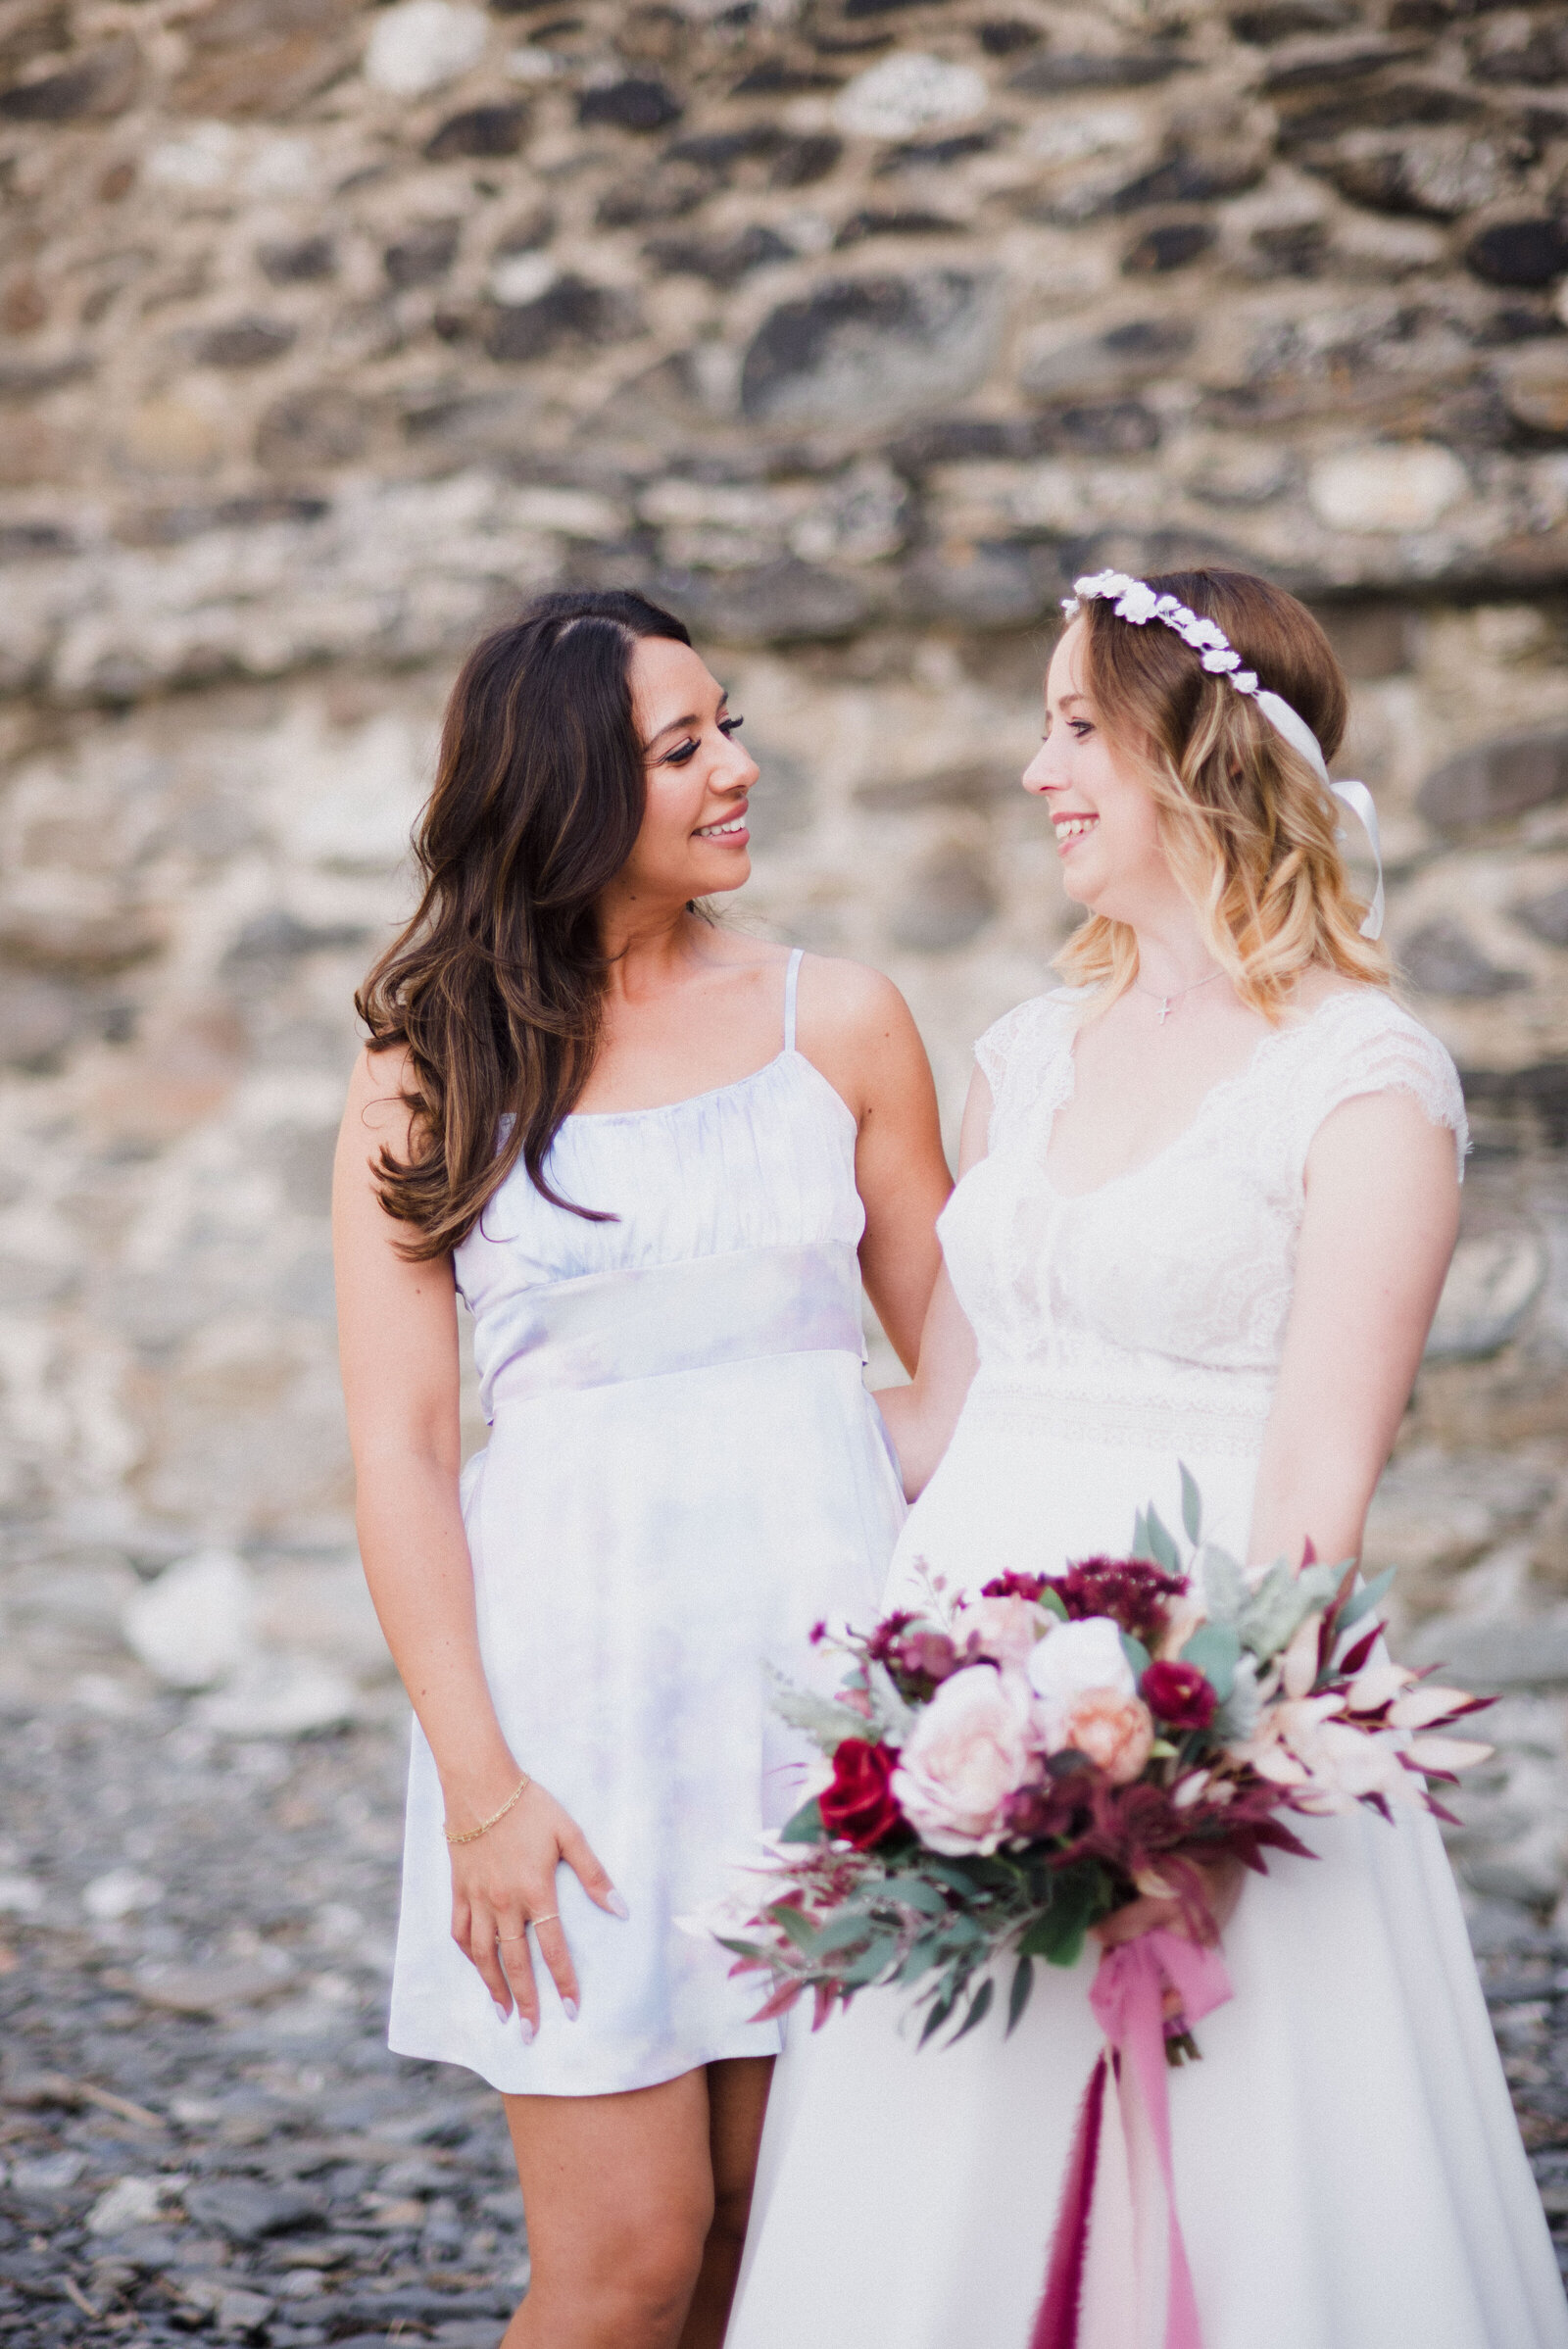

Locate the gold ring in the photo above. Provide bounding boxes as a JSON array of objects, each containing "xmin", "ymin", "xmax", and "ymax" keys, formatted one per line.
[
  {"xmin": 497, "ymin": 1931, "xmax": 529, "ymax": 1942},
  {"xmin": 530, "ymin": 1911, "xmax": 559, "ymax": 1927}
]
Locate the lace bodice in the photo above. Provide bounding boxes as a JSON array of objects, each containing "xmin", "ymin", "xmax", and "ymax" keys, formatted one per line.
[{"xmin": 938, "ymin": 985, "xmax": 1466, "ymax": 1442}]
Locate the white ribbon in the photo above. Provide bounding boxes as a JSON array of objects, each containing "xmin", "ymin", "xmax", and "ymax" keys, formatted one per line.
[{"xmin": 1328, "ymin": 779, "xmax": 1385, "ymax": 942}]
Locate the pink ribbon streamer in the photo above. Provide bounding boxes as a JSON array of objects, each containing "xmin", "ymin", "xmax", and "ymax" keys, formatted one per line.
[{"xmin": 1031, "ymin": 1932, "xmax": 1233, "ymax": 2349}]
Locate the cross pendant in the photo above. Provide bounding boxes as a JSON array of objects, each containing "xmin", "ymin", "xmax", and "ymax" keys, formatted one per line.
[{"xmin": 1156, "ymin": 996, "xmax": 1172, "ymax": 1024}]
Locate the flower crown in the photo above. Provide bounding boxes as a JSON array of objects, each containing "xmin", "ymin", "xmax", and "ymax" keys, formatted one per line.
[{"xmin": 1061, "ymin": 568, "xmax": 1384, "ymax": 939}]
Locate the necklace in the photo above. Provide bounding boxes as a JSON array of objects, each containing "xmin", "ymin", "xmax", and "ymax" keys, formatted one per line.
[{"xmin": 1134, "ymin": 967, "xmax": 1225, "ymax": 1025}]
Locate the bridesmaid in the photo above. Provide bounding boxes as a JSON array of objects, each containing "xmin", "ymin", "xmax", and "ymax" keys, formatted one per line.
[{"xmin": 331, "ymin": 589, "xmax": 949, "ymax": 2349}]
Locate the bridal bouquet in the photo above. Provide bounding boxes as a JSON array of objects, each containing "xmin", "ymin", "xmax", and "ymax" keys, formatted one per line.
[{"xmin": 711, "ymin": 1474, "xmax": 1491, "ymax": 2055}]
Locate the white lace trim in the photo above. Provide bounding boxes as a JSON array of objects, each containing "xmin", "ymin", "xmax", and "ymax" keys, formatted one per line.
[
  {"xmin": 947, "ymin": 984, "xmax": 1470, "ymax": 1400},
  {"xmin": 967, "ymin": 1374, "xmax": 1269, "ymax": 1460}
]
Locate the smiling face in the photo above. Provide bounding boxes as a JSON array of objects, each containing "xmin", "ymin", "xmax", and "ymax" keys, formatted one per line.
[
  {"xmin": 1022, "ymin": 617, "xmax": 1171, "ymax": 923},
  {"xmin": 620, "ymin": 635, "xmax": 760, "ymax": 906}
]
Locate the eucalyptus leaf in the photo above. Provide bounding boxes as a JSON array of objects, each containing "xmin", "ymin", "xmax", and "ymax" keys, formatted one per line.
[
  {"xmin": 865, "ymin": 1660, "xmax": 919, "ymax": 1745},
  {"xmin": 1040, "ymin": 1586, "xmax": 1069, "ymax": 1623},
  {"xmin": 1336, "ymin": 1566, "xmax": 1395, "ymax": 1637},
  {"xmin": 844, "ymin": 1934, "xmax": 900, "ymax": 1988},
  {"xmin": 1120, "ymin": 1631, "xmax": 1152, "ymax": 1681},
  {"xmin": 1211, "ymin": 1651, "xmax": 1261, "ymax": 1743},
  {"xmin": 1180, "ymin": 1462, "xmax": 1202, "ymax": 1546},
  {"xmin": 919, "ymin": 1988, "xmax": 957, "ymax": 2047},
  {"xmin": 769, "ymin": 1902, "xmax": 821, "ymax": 1952},
  {"xmin": 1006, "ymin": 1954, "xmax": 1035, "ymax": 2034},
  {"xmin": 1179, "ymin": 1622, "xmax": 1239, "ymax": 1701},
  {"xmin": 765, "ymin": 1666, "xmax": 874, "ymax": 1752},
  {"xmin": 777, "ymin": 1796, "xmax": 825, "ymax": 1845},
  {"xmin": 1143, "ymin": 1504, "xmax": 1181, "ymax": 1575},
  {"xmin": 1238, "ymin": 1560, "xmax": 1309, "ymax": 1659},
  {"xmin": 1199, "ymin": 1543, "xmax": 1248, "ymax": 1627},
  {"xmin": 949, "ymin": 1976, "xmax": 995, "ymax": 2045}
]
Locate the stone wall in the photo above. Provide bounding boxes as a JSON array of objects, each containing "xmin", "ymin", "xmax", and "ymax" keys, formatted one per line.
[{"xmin": 3, "ymin": 0, "xmax": 1568, "ymax": 1896}]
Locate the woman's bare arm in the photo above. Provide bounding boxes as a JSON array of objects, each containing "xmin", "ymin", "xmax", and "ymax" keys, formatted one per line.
[
  {"xmin": 795, "ymin": 958, "xmax": 952, "ymax": 1371},
  {"xmin": 333, "ymin": 1046, "xmax": 623, "ymax": 2032},
  {"xmin": 874, "ymin": 1066, "xmax": 991, "ymax": 1498},
  {"xmin": 1249, "ymin": 1089, "xmax": 1460, "ymax": 1569}
]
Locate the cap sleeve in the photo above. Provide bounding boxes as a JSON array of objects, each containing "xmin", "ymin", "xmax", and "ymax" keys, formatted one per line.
[
  {"xmin": 1296, "ymin": 994, "xmax": 1469, "ymax": 1181},
  {"xmin": 974, "ymin": 990, "xmax": 1083, "ymax": 1150}
]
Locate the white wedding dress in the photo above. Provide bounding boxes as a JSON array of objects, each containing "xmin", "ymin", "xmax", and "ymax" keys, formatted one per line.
[{"xmin": 728, "ymin": 984, "xmax": 1568, "ymax": 2349}]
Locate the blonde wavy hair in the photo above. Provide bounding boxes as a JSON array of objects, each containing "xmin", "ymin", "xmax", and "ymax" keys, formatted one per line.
[{"xmin": 1054, "ymin": 567, "xmax": 1390, "ymax": 1017}]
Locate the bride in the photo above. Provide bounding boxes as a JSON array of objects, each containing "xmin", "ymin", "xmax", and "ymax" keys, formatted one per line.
[{"xmin": 727, "ymin": 568, "xmax": 1568, "ymax": 2349}]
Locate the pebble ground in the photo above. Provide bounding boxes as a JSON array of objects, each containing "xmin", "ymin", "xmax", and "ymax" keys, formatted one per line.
[{"xmin": 3, "ymin": 1702, "xmax": 1566, "ymax": 2346}]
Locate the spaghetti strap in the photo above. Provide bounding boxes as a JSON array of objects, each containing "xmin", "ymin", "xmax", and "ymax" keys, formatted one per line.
[{"xmin": 783, "ymin": 948, "xmax": 804, "ymax": 1054}]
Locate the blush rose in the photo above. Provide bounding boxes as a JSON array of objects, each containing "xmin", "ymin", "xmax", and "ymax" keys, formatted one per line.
[
  {"xmin": 1058, "ymin": 1688, "xmax": 1154, "ymax": 1785},
  {"xmin": 892, "ymin": 1664, "xmax": 1039, "ymax": 1855}
]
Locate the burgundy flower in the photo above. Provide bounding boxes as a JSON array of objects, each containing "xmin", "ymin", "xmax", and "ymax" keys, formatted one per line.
[
  {"xmin": 1141, "ymin": 1659, "xmax": 1218, "ymax": 1732},
  {"xmin": 865, "ymin": 1609, "xmax": 919, "ymax": 1664},
  {"xmin": 1057, "ymin": 1556, "xmax": 1188, "ymax": 1644},
  {"xmin": 981, "ymin": 1571, "xmax": 1053, "ymax": 1604},
  {"xmin": 818, "ymin": 1738, "xmax": 904, "ymax": 1850}
]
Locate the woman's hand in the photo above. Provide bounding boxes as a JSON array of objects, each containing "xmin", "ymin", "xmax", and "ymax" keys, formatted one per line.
[
  {"xmin": 449, "ymin": 1780, "xmax": 627, "ymax": 2037},
  {"xmin": 1092, "ymin": 1853, "xmax": 1246, "ymax": 1979}
]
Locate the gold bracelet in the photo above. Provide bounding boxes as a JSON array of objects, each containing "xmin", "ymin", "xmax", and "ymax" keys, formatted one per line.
[{"xmin": 444, "ymin": 1773, "xmax": 531, "ymax": 1846}]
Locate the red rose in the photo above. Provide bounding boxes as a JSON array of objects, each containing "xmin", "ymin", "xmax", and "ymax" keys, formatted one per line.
[
  {"xmin": 818, "ymin": 1738, "xmax": 904, "ymax": 1849},
  {"xmin": 1141, "ymin": 1660, "xmax": 1218, "ymax": 1732}
]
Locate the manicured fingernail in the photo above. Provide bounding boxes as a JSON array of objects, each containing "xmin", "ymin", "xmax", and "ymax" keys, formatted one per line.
[
  {"xmin": 493, "ymin": 2001, "xmax": 509, "ymax": 2021},
  {"xmin": 608, "ymin": 1891, "xmax": 630, "ymax": 1921},
  {"xmin": 563, "ymin": 1997, "xmax": 578, "ymax": 2022},
  {"xmin": 519, "ymin": 2017, "xmax": 536, "ymax": 2044}
]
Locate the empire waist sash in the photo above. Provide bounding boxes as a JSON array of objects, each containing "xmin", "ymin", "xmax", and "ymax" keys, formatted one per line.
[{"xmin": 481, "ymin": 1240, "xmax": 864, "ymax": 1417}]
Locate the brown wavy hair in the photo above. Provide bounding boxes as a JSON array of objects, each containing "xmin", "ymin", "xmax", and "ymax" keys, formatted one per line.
[
  {"xmin": 1054, "ymin": 568, "xmax": 1390, "ymax": 1016},
  {"xmin": 356, "ymin": 589, "xmax": 693, "ymax": 1257}
]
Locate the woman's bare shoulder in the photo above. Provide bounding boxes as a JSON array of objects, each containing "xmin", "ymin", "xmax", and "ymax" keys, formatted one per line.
[
  {"xmin": 796, "ymin": 952, "xmax": 916, "ymax": 1046},
  {"xmin": 341, "ymin": 1041, "xmax": 421, "ymax": 1162}
]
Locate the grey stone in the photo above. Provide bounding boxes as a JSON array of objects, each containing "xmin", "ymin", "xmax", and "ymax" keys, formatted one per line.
[
  {"xmin": 858, "ymin": 761, "xmax": 1022, "ymax": 811},
  {"xmin": 889, "ymin": 847, "xmax": 999, "ymax": 953},
  {"xmin": 644, "ymin": 226, "xmax": 793, "ymax": 288},
  {"xmin": 1426, "ymin": 1229, "xmax": 1549, "ymax": 1360},
  {"xmin": 484, "ymin": 276, "xmax": 638, "ymax": 363},
  {"xmin": 741, "ymin": 271, "xmax": 1002, "ymax": 432},
  {"xmin": 903, "ymin": 541, "xmax": 1062, "ymax": 627},
  {"xmin": 195, "ymin": 320, "xmax": 298, "ymax": 371},
  {"xmin": 1008, "ymin": 49, "xmax": 1195, "ymax": 92},
  {"xmin": 1401, "ymin": 917, "xmax": 1529, "ymax": 999},
  {"xmin": 258, "ymin": 238, "xmax": 336, "ymax": 286},
  {"xmin": 0, "ymin": 37, "xmax": 139, "ymax": 120},
  {"xmin": 1465, "ymin": 220, "xmax": 1568, "ymax": 293},
  {"xmin": 1122, "ymin": 220, "xmax": 1216, "ymax": 274},
  {"xmin": 1325, "ymin": 133, "xmax": 1518, "ymax": 222},
  {"xmin": 1404, "ymin": 1612, "xmax": 1568, "ymax": 1689},
  {"xmin": 1459, "ymin": 1061, "xmax": 1568, "ymax": 1154},
  {"xmin": 1020, "ymin": 318, "xmax": 1195, "ymax": 401},
  {"xmin": 1512, "ymin": 888, "xmax": 1568, "ymax": 951},
  {"xmin": 743, "ymin": 750, "xmax": 812, "ymax": 850},
  {"xmin": 221, "ymin": 911, "xmax": 371, "ymax": 976},
  {"xmin": 1230, "ymin": 3, "xmax": 1359, "ymax": 40},
  {"xmin": 1469, "ymin": 19, "xmax": 1568, "ymax": 86},
  {"xmin": 182, "ymin": 2181, "xmax": 327, "ymax": 2241},
  {"xmin": 383, "ymin": 220, "xmax": 461, "ymax": 290},
  {"xmin": 664, "ymin": 560, "xmax": 870, "ymax": 646},
  {"xmin": 578, "ymin": 77, "xmax": 682, "ymax": 133},
  {"xmin": 424, "ymin": 105, "xmax": 529, "ymax": 163},
  {"xmin": 0, "ymin": 972, "xmax": 86, "ymax": 1072},
  {"xmin": 256, "ymin": 390, "xmax": 368, "ymax": 471},
  {"xmin": 1418, "ymin": 732, "xmax": 1568, "ymax": 831}
]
